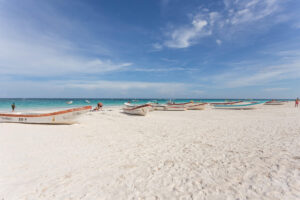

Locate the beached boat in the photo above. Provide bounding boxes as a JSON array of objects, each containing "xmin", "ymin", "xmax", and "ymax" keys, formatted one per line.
[
  {"xmin": 210, "ymin": 101, "xmax": 242, "ymax": 105},
  {"xmin": 66, "ymin": 101, "xmax": 73, "ymax": 104},
  {"xmin": 187, "ymin": 103, "xmax": 207, "ymax": 110},
  {"xmin": 150, "ymin": 103, "xmax": 167, "ymax": 111},
  {"xmin": 0, "ymin": 106, "xmax": 92, "ymax": 124},
  {"xmin": 165, "ymin": 105, "xmax": 187, "ymax": 111},
  {"xmin": 264, "ymin": 100, "xmax": 285, "ymax": 105},
  {"xmin": 124, "ymin": 102, "xmax": 135, "ymax": 107},
  {"xmin": 213, "ymin": 102, "xmax": 263, "ymax": 110},
  {"xmin": 125, "ymin": 102, "xmax": 153, "ymax": 111},
  {"xmin": 123, "ymin": 104, "xmax": 151, "ymax": 116},
  {"xmin": 167, "ymin": 101, "xmax": 193, "ymax": 106}
]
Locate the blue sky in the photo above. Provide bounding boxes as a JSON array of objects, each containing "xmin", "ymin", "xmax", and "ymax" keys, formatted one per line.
[{"xmin": 0, "ymin": 0, "xmax": 300, "ymax": 98}]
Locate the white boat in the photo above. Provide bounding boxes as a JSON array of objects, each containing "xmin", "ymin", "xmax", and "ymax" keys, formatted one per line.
[
  {"xmin": 124, "ymin": 102, "xmax": 135, "ymax": 107},
  {"xmin": 85, "ymin": 100, "xmax": 90, "ymax": 104},
  {"xmin": 0, "ymin": 106, "xmax": 92, "ymax": 124},
  {"xmin": 164, "ymin": 105, "xmax": 187, "ymax": 111},
  {"xmin": 123, "ymin": 104, "xmax": 151, "ymax": 116},
  {"xmin": 213, "ymin": 102, "xmax": 264, "ymax": 110},
  {"xmin": 187, "ymin": 103, "xmax": 207, "ymax": 110},
  {"xmin": 167, "ymin": 101, "xmax": 193, "ymax": 107},
  {"xmin": 150, "ymin": 103, "xmax": 167, "ymax": 111},
  {"xmin": 264, "ymin": 100, "xmax": 285, "ymax": 105},
  {"xmin": 209, "ymin": 101, "xmax": 242, "ymax": 105},
  {"xmin": 66, "ymin": 101, "xmax": 73, "ymax": 104},
  {"xmin": 125, "ymin": 102, "xmax": 154, "ymax": 112}
]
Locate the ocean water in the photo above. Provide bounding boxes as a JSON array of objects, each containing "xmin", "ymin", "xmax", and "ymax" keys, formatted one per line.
[{"xmin": 0, "ymin": 98, "xmax": 290, "ymax": 112}]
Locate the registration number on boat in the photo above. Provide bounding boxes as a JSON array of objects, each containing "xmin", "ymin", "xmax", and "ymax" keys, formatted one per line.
[{"xmin": 18, "ymin": 118, "xmax": 27, "ymax": 122}]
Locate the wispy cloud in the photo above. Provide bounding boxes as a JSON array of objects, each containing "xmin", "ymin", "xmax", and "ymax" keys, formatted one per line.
[
  {"xmin": 263, "ymin": 87, "xmax": 290, "ymax": 92},
  {"xmin": 164, "ymin": 16, "xmax": 211, "ymax": 48},
  {"xmin": 228, "ymin": 0, "xmax": 281, "ymax": 24},
  {"xmin": 211, "ymin": 59, "xmax": 300, "ymax": 88},
  {"xmin": 152, "ymin": 43, "xmax": 163, "ymax": 50},
  {"xmin": 161, "ymin": 0, "xmax": 284, "ymax": 49},
  {"xmin": 0, "ymin": 79, "xmax": 205, "ymax": 98},
  {"xmin": 216, "ymin": 39, "xmax": 222, "ymax": 45},
  {"xmin": 0, "ymin": 36, "xmax": 132, "ymax": 76},
  {"xmin": 0, "ymin": 5, "xmax": 132, "ymax": 77}
]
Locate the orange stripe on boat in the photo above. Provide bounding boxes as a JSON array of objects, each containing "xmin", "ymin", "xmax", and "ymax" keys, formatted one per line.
[{"xmin": 0, "ymin": 106, "xmax": 92, "ymax": 118}]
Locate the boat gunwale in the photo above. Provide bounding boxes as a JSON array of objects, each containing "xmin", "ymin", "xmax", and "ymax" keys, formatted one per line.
[
  {"xmin": 167, "ymin": 102, "xmax": 193, "ymax": 105},
  {"xmin": 123, "ymin": 104, "xmax": 151, "ymax": 111},
  {"xmin": 210, "ymin": 101, "xmax": 242, "ymax": 105},
  {"xmin": 0, "ymin": 106, "xmax": 92, "ymax": 118},
  {"xmin": 188, "ymin": 103, "xmax": 207, "ymax": 107},
  {"xmin": 214, "ymin": 102, "xmax": 263, "ymax": 108}
]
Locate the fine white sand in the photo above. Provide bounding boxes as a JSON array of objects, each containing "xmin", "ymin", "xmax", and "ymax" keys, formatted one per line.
[{"xmin": 0, "ymin": 102, "xmax": 300, "ymax": 199}]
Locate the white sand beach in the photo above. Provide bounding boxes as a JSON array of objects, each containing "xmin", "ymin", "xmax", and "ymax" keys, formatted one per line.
[{"xmin": 0, "ymin": 102, "xmax": 300, "ymax": 200}]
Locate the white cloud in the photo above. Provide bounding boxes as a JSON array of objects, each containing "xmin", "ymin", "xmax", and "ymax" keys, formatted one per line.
[
  {"xmin": 164, "ymin": 17, "xmax": 210, "ymax": 48},
  {"xmin": 162, "ymin": 0, "xmax": 284, "ymax": 49},
  {"xmin": 229, "ymin": 0, "xmax": 281, "ymax": 24},
  {"xmin": 152, "ymin": 43, "xmax": 163, "ymax": 50},
  {"xmin": 216, "ymin": 39, "xmax": 222, "ymax": 45}
]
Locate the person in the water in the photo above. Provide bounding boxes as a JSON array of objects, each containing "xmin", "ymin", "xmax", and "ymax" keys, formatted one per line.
[{"xmin": 11, "ymin": 103, "xmax": 16, "ymax": 112}]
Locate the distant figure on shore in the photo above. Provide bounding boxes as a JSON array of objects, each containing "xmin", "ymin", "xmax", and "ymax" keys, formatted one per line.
[
  {"xmin": 295, "ymin": 98, "xmax": 299, "ymax": 108},
  {"xmin": 93, "ymin": 102, "xmax": 103, "ymax": 111},
  {"xmin": 11, "ymin": 103, "xmax": 15, "ymax": 112}
]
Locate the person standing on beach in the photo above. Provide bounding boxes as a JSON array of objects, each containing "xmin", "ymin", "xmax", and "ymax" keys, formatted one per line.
[
  {"xmin": 11, "ymin": 103, "xmax": 15, "ymax": 112},
  {"xmin": 295, "ymin": 98, "xmax": 299, "ymax": 107}
]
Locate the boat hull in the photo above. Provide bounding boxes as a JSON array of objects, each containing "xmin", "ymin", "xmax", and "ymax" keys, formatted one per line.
[
  {"xmin": 150, "ymin": 103, "xmax": 167, "ymax": 111},
  {"xmin": 153, "ymin": 106, "xmax": 167, "ymax": 111},
  {"xmin": 264, "ymin": 101, "xmax": 285, "ymax": 105},
  {"xmin": 123, "ymin": 104, "xmax": 150, "ymax": 116},
  {"xmin": 210, "ymin": 101, "xmax": 242, "ymax": 105},
  {"xmin": 0, "ymin": 106, "xmax": 92, "ymax": 124},
  {"xmin": 187, "ymin": 103, "xmax": 207, "ymax": 110},
  {"xmin": 213, "ymin": 102, "xmax": 263, "ymax": 110},
  {"xmin": 165, "ymin": 105, "xmax": 187, "ymax": 111}
]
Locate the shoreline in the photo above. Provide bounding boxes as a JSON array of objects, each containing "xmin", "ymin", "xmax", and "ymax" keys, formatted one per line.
[{"xmin": 0, "ymin": 99, "xmax": 294, "ymax": 113}]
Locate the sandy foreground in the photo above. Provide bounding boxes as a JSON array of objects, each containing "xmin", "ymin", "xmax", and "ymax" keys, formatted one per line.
[{"xmin": 0, "ymin": 103, "xmax": 300, "ymax": 200}]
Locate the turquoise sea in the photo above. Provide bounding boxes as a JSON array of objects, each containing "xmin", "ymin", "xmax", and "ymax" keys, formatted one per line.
[{"xmin": 0, "ymin": 98, "xmax": 292, "ymax": 112}]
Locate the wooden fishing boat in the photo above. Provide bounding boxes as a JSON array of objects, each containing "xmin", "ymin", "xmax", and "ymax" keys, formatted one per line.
[
  {"xmin": 124, "ymin": 102, "xmax": 135, "ymax": 107},
  {"xmin": 0, "ymin": 106, "xmax": 92, "ymax": 124},
  {"xmin": 167, "ymin": 101, "xmax": 193, "ymax": 106},
  {"xmin": 124, "ymin": 102, "xmax": 153, "ymax": 111},
  {"xmin": 264, "ymin": 100, "xmax": 285, "ymax": 105},
  {"xmin": 210, "ymin": 101, "xmax": 242, "ymax": 105},
  {"xmin": 150, "ymin": 103, "xmax": 167, "ymax": 111},
  {"xmin": 187, "ymin": 103, "xmax": 207, "ymax": 110},
  {"xmin": 164, "ymin": 105, "xmax": 187, "ymax": 111},
  {"xmin": 213, "ymin": 102, "xmax": 263, "ymax": 110},
  {"xmin": 123, "ymin": 104, "xmax": 151, "ymax": 116}
]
